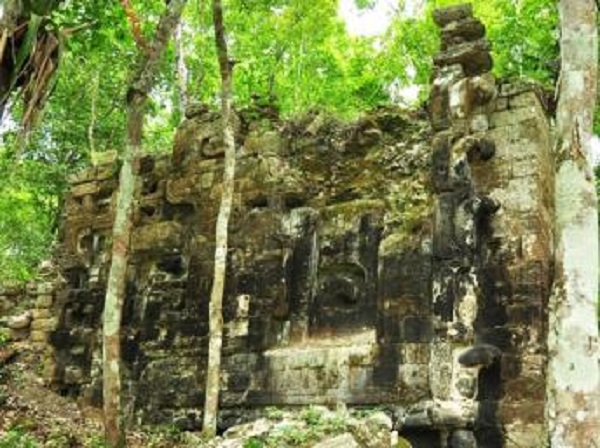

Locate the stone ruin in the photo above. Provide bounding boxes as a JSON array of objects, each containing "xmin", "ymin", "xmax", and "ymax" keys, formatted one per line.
[{"xmin": 35, "ymin": 5, "xmax": 554, "ymax": 447}]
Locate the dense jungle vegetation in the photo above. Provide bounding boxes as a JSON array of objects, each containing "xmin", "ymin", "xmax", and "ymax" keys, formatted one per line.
[{"xmin": 0, "ymin": 0, "xmax": 565, "ymax": 281}]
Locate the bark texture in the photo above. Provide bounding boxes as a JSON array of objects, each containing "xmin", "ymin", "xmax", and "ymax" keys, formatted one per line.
[
  {"xmin": 0, "ymin": 0, "xmax": 62, "ymax": 138},
  {"xmin": 203, "ymin": 0, "xmax": 236, "ymax": 437},
  {"xmin": 547, "ymin": 1, "xmax": 600, "ymax": 446},
  {"xmin": 0, "ymin": 0, "xmax": 23, "ymax": 118},
  {"xmin": 102, "ymin": 1, "xmax": 187, "ymax": 446},
  {"xmin": 174, "ymin": 20, "xmax": 189, "ymax": 119}
]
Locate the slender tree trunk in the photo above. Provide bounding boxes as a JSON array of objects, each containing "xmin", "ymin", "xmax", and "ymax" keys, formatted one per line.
[
  {"xmin": 174, "ymin": 20, "xmax": 189, "ymax": 120},
  {"xmin": 546, "ymin": 1, "xmax": 600, "ymax": 446},
  {"xmin": 88, "ymin": 72, "xmax": 99, "ymax": 155},
  {"xmin": 102, "ymin": 1, "xmax": 187, "ymax": 446},
  {"xmin": 202, "ymin": 0, "xmax": 236, "ymax": 438},
  {"xmin": 103, "ymin": 95, "xmax": 140, "ymax": 448}
]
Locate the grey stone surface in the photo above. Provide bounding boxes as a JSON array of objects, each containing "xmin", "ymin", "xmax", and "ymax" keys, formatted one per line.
[
  {"xmin": 8, "ymin": 311, "xmax": 32, "ymax": 330},
  {"xmin": 450, "ymin": 430, "xmax": 477, "ymax": 448},
  {"xmin": 313, "ymin": 433, "xmax": 360, "ymax": 448}
]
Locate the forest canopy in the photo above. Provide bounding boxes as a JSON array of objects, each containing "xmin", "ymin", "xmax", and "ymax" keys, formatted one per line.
[{"xmin": 0, "ymin": 0, "xmax": 560, "ymax": 281}]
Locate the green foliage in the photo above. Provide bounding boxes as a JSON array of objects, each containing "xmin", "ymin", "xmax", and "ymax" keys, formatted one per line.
[
  {"xmin": 256, "ymin": 406, "xmax": 349, "ymax": 447},
  {"xmin": 244, "ymin": 437, "xmax": 266, "ymax": 448},
  {"xmin": 0, "ymin": 427, "xmax": 39, "ymax": 448},
  {"xmin": 300, "ymin": 405, "xmax": 325, "ymax": 426},
  {"xmin": 0, "ymin": 329, "xmax": 9, "ymax": 348},
  {"xmin": 375, "ymin": 13, "xmax": 438, "ymax": 103},
  {"xmin": 433, "ymin": 0, "xmax": 559, "ymax": 87},
  {"xmin": 396, "ymin": 436, "xmax": 414, "ymax": 448},
  {"xmin": 0, "ymin": 153, "xmax": 67, "ymax": 281},
  {"xmin": 24, "ymin": 0, "xmax": 62, "ymax": 16},
  {"xmin": 0, "ymin": 0, "xmax": 167, "ymax": 280},
  {"xmin": 351, "ymin": 406, "xmax": 385, "ymax": 419},
  {"xmin": 81, "ymin": 434, "xmax": 109, "ymax": 448},
  {"xmin": 354, "ymin": 0, "xmax": 377, "ymax": 9},
  {"xmin": 183, "ymin": 0, "xmax": 391, "ymax": 117},
  {"xmin": 143, "ymin": 424, "xmax": 184, "ymax": 447},
  {"xmin": 45, "ymin": 428, "xmax": 78, "ymax": 448},
  {"xmin": 0, "ymin": 0, "xmax": 567, "ymax": 281},
  {"xmin": 265, "ymin": 406, "xmax": 285, "ymax": 421}
]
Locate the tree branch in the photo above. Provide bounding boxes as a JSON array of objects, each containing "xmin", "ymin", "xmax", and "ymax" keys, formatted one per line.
[{"xmin": 120, "ymin": 0, "xmax": 150, "ymax": 55}]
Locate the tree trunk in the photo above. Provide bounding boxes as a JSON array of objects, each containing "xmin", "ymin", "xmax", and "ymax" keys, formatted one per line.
[
  {"xmin": 174, "ymin": 20, "xmax": 189, "ymax": 120},
  {"xmin": 88, "ymin": 72, "xmax": 99, "ymax": 154},
  {"xmin": 203, "ymin": 0, "xmax": 236, "ymax": 438},
  {"xmin": 102, "ymin": 1, "xmax": 187, "ymax": 446},
  {"xmin": 546, "ymin": 1, "xmax": 600, "ymax": 446},
  {"xmin": 1, "ymin": 0, "xmax": 63, "ymax": 134},
  {"xmin": 0, "ymin": 0, "xmax": 22, "ymax": 119}
]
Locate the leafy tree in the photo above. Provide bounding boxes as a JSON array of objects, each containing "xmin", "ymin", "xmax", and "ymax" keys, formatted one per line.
[
  {"xmin": 203, "ymin": 0, "xmax": 236, "ymax": 436},
  {"xmin": 101, "ymin": 1, "xmax": 188, "ymax": 445},
  {"xmin": 0, "ymin": 0, "xmax": 567, "ymax": 283},
  {"xmin": 546, "ymin": 0, "xmax": 600, "ymax": 444}
]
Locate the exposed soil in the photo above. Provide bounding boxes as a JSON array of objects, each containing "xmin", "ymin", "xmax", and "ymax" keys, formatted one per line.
[{"xmin": 0, "ymin": 342, "xmax": 188, "ymax": 447}]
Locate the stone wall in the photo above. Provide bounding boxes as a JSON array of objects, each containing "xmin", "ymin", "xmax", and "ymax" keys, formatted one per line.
[
  {"xmin": 44, "ymin": 6, "xmax": 554, "ymax": 448},
  {"xmin": 1, "ymin": 278, "xmax": 57, "ymax": 351},
  {"xmin": 423, "ymin": 5, "xmax": 553, "ymax": 447},
  {"xmin": 49, "ymin": 107, "xmax": 435, "ymax": 432},
  {"xmin": 0, "ymin": 284, "xmax": 25, "ymax": 320}
]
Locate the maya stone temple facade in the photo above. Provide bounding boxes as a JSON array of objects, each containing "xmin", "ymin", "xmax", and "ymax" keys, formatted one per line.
[{"xmin": 24, "ymin": 5, "xmax": 555, "ymax": 447}]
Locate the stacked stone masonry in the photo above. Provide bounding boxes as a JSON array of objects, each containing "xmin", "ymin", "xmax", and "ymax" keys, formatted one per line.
[
  {"xmin": 1, "ymin": 278, "xmax": 58, "ymax": 352},
  {"xmin": 44, "ymin": 6, "xmax": 554, "ymax": 448},
  {"xmin": 427, "ymin": 5, "xmax": 553, "ymax": 447}
]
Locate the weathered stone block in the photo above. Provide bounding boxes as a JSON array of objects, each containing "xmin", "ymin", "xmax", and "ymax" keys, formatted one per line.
[
  {"xmin": 0, "ymin": 297, "xmax": 13, "ymax": 313},
  {"xmin": 434, "ymin": 40, "xmax": 493, "ymax": 76},
  {"xmin": 498, "ymin": 401, "xmax": 545, "ymax": 424},
  {"xmin": 430, "ymin": 65, "xmax": 465, "ymax": 131},
  {"xmin": 458, "ymin": 344, "xmax": 501, "ymax": 367},
  {"xmin": 68, "ymin": 168, "xmax": 95, "ymax": 185},
  {"xmin": 9, "ymin": 328, "xmax": 29, "ymax": 341},
  {"xmin": 441, "ymin": 18, "xmax": 485, "ymax": 46},
  {"xmin": 432, "ymin": 194, "xmax": 460, "ymax": 259},
  {"xmin": 450, "ymin": 429, "xmax": 477, "ymax": 448},
  {"xmin": 402, "ymin": 316, "xmax": 433, "ymax": 343},
  {"xmin": 30, "ymin": 330, "xmax": 48, "ymax": 343},
  {"xmin": 490, "ymin": 105, "xmax": 539, "ymax": 128},
  {"xmin": 165, "ymin": 175, "xmax": 200, "ymax": 204},
  {"xmin": 35, "ymin": 294, "xmax": 53, "ymax": 308},
  {"xmin": 504, "ymin": 423, "xmax": 545, "ymax": 448},
  {"xmin": 349, "ymin": 411, "xmax": 392, "ymax": 448},
  {"xmin": 37, "ymin": 282, "xmax": 54, "ymax": 295},
  {"xmin": 449, "ymin": 78, "xmax": 474, "ymax": 120},
  {"xmin": 64, "ymin": 366, "xmax": 84, "ymax": 384},
  {"xmin": 31, "ymin": 317, "xmax": 56, "ymax": 332},
  {"xmin": 470, "ymin": 114, "xmax": 489, "ymax": 132},
  {"xmin": 132, "ymin": 221, "xmax": 183, "ymax": 251},
  {"xmin": 32, "ymin": 308, "xmax": 52, "ymax": 320},
  {"xmin": 470, "ymin": 73, "xmax": 497, "ymax": 104},
  {"xmin": 71, "ymin": 181, "xmax": 99, "ymax": 198},
  {"xmin": 495, "ymin": 97, "xmax": 509, "ymax": 111},
  {"xmin": 433, "ymin": 4, "xmax": 473, "ymax": 27},
  {"xmin": 313, "ymin": 433, "xmax": 360, "ymax": 448},
  {"xmin": 8, "ymin": 311, "xmax": 32, "ymax": 330},
  {"xmin": 398, "ymin": 364, "xmax": 430, "ymax": 398},
  {"xmin": 431, "ymin": 133, "xmax": 452, "ymax": 192},
  {"xmin": 401, "ymin": 344, "xmax": 430, "ymax": 364}
]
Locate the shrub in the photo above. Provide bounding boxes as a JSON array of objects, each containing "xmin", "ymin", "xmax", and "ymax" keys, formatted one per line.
[{"xmin": 0, "ymin": 428, "xmax": 39, "ymax": 448}]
